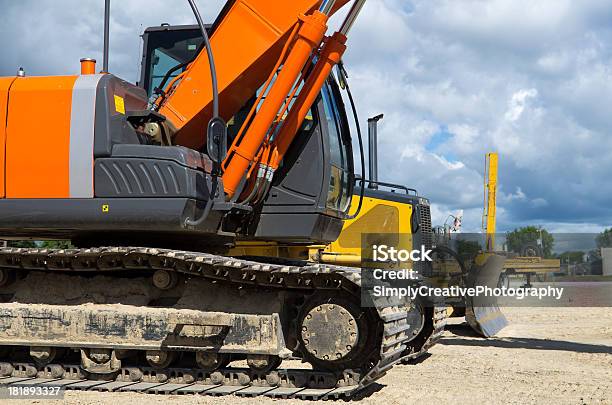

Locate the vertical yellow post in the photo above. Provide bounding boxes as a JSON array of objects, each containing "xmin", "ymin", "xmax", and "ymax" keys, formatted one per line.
[{"xmin": 484, "ymin": 153, "xmax": 498, "ymax": 251}]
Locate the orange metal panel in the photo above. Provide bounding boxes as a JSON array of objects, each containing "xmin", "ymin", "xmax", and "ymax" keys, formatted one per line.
[
  {"xmin": 5, "ymin": 76, "xmax": 77, "ymax": 198},
  {"xmin": 160, "ymin": 0, "xmax": 324, "ymax": 149},
  {"xmin": 0, "ymin": 77, "xmax": 17, "ymax": 198}
]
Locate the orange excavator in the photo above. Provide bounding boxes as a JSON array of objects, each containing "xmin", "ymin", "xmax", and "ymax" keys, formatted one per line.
[{"xmin": 0, "ymin": 0, "xmax": 417, "ymax": 399}]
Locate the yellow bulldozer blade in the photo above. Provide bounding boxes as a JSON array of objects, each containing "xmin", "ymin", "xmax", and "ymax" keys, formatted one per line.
[{"xmin": 464, "ymin": 253, "xmax": 508, "ymax": 337}]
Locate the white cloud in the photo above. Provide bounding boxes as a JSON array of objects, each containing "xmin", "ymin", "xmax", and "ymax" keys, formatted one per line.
[
  {"xmin": 432, "ymin": 154, "xmax": 464, "ymax": 171},
  {"xmin": 504, "ymin": 187, "xmax": 527, "ymax": 202},
  {"xmin": 536, "ymin": 51, "xmax": 571, "ymax": 75},
  {"xmin": 504, "ymin": 89, "xmax": 538, "ymax": 122}
]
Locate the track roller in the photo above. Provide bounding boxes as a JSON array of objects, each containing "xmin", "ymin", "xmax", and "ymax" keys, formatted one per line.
[
  {"xmin": 145, "ymin": 350, "xmax": 177, "ymax": 369},
  {"xmin": 81, "ymin": 349, "xmax": 121, "ymax": 374},
  {"xmin": 246, "ymin": 354, "xmax": 282, "ymax": 373},
  {"xmin": 30, "ymin": 346, "xmax": 62, "ymax": 367},
  {"xmin": 0, "ymin": 362, "xmax": 14, "ymax": 377},
  {"xmin": 152, "ymin": 269, "xmax": 179, "ymax": 290},
  {"xmin": 195, "ymin": 351, "xmax": 230, "ymax": 372}
]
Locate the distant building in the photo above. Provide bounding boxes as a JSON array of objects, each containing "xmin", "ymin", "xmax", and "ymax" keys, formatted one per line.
[{"xmin": 602, "ymin": 248, "xmax": 612, "ymax": 276}]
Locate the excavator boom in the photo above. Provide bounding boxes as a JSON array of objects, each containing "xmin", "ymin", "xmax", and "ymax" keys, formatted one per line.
[
  {"xmin": 157, "ymin": 0, "xmax": 358, "ymax": 197},
  {"xmin": 159, "ymin": 0, "xmax": 349, "ymax": 148}
]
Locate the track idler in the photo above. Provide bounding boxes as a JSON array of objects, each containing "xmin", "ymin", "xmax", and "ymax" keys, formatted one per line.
[{"xmin": 297, "ymin": 293, "xmax": 379, "ymax": 373}]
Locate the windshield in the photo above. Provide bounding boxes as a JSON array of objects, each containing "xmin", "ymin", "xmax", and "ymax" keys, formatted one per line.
[{"xmin": 141, "ymin": 27, "xmax": 203, "ymax": 96}]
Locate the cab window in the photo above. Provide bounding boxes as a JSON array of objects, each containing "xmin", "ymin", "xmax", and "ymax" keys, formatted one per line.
[{"xmin": 143, "ymin": 29, "xmax": 203, "ymax": 96}]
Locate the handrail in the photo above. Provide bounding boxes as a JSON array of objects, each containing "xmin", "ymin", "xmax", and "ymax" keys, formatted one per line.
[{"xmin": 356, "ymin": 178, "xmax": 418, "ymax": 195}]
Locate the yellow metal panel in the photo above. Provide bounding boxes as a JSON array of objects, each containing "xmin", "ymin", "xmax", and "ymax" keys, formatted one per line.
[
  {"xmin": 231, "ymin": 194, "xmax": 416, "ymax": 266},
  {"xmin": 328, "ymin": 195, "xmax": 414, "ymax": 257}
]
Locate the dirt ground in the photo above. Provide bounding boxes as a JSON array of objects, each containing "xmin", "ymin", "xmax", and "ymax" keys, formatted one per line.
[{"xmin": 14, "ymin": 307, "xmax": 612, "ymax": 405}]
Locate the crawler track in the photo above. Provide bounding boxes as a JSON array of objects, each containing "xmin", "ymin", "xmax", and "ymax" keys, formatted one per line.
[
  {"xmin": 0, "ymin": 247, "xmax": 415, "ymax": 400},
  {"xmin": 0, "ymin": 362, "xmax": 371, "ymax": 400},
  {"xmin": 402, "ymin": 305, "xmax": 447, "ymax": 363}
]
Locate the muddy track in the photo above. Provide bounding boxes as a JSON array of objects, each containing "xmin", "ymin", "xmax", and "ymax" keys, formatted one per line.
[{"xmin": 0, "ymin": 246, "xmax": 416, "ymax": 400}]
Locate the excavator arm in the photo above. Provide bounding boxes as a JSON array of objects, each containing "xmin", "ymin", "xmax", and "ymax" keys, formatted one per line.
[{"xmin": 157, "ymin": 0, "xmax": 362, "ymax": 197}]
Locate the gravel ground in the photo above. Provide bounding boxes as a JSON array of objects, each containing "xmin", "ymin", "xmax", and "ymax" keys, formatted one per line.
[{"xmin": 9, "ymin": 307, "xmax": 612, "ymax": 405}]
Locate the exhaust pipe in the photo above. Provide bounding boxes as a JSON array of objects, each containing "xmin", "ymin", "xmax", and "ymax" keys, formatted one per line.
[
  {"xmin": 102, "ymin": 0, "xmax": 110, "ymax": 73},
  {"xmin": 367, "ymin": 114, "xmax": 384, "ymax": 189}
]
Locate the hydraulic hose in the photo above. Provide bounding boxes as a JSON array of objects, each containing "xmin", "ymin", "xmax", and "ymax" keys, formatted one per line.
[
  {"xmin": 184, "ymin": 0, "xmax": 220, "ymax": 227},
  {"xmin": 187, "ymin": 0, "xmax": 219, "ymax": 118},
  {"xmin": 185, "ymin": 174, "xmax": 219, "ymax": 228},
  {"xmin": 339, "ymin": 61, "xmax": 365, "ymax": 220}
]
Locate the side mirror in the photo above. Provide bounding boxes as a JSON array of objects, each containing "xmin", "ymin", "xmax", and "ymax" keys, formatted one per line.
[{"xmin": 207, "ymin": 117, "xmax": 228, "ymax": 165}]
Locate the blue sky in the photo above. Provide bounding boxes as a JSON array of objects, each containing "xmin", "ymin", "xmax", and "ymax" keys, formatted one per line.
[{"xmin": 1, "ymin": 0, "xmax": 611, "ymax": 233}]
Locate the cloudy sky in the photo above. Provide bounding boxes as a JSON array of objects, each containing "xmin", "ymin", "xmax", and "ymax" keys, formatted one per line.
[{"xmin": 2, "ymin": 0, "xmax": 611, "ymax": 233}]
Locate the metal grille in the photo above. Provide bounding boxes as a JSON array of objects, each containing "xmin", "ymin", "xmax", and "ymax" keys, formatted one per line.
[{"xmin": 418, "ymin": 204, "xmax": 433, "ymax": 250}]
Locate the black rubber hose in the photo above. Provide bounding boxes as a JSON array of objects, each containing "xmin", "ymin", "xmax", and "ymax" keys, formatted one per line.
[
  {"xmin": 187, "ymin": 0, "xmax": 219, "ymax": 118},
  {"xmin": 184, "ymin": 0, "xmax": 220, "ymax": 227},
  {"xmin": 185, "ymin": 173, "xmax": 219, "ymax": 227},
  {"xmin": 340, "ymin": 62, "xmax": 365, "ymax": 220}
]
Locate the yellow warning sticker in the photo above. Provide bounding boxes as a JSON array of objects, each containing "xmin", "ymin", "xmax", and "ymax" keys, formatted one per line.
[
  {"xmin": 102, "ymin": 204, "xmax": 110, "ymax": 213},
  {"xmin": 114, "ymin": 95, "xmax": 125, "ymax": 115}
]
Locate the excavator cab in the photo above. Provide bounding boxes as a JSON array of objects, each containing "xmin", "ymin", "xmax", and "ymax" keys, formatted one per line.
[{"xmin": 139, "ymin": 24, "xmax": 355, "ymax": 244}]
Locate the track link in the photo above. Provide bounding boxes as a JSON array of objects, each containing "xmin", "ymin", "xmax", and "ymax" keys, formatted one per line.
[
  {"xmin": 0, "ymin": 246, "xmax": 414, "ymax": 400},
  {"xmin": 402, "ymin": 305, "xmax": 447, "ymax": 362},
  {"xmin": 0, "ymin": 361, "xmax": 368, "ymax": 399}
]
